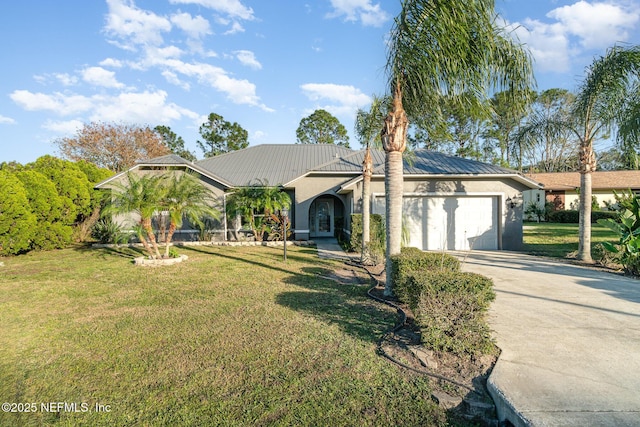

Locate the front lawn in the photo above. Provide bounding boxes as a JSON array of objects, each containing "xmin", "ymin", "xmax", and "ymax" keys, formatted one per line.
[
  {"xmin": 523, "ymin": 222, "xmax": 618, "ymax": 259},
  {"xmin": 0, "ymin": 245, "xmax": 446, "ymax": 426}
]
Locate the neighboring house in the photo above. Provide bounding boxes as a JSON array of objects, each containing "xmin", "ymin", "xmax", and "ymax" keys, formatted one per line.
[
  {"xmin": 523, "ymin": 171, "xmax": 640, "ymax": 213},
  {"xmin": 96, "ymin": 144, "xmax": 540, "ymax": 251}
]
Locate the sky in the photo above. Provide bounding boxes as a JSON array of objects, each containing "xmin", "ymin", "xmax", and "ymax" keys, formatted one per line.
[{"xmin": 1, "ymin": 0, "xmax": 640, "ymax": 164}]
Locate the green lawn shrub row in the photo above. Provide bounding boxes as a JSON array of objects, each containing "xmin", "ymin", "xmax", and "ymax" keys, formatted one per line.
[
  {"xmin": 391, "ymin": 247, "xmax": 496, "ymax": 357},
  {"xmin": 547, "ymin": 209, "xmax": 617, "ymax": 223}
]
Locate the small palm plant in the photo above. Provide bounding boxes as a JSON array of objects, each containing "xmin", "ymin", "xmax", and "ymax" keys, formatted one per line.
[
  {"xmin": 104, "ymin": 172, "xmax": 165, "ymax": 259},
  {"xmin": 161, "ymin": 172, "xmax": 220, "ymax": 257}
]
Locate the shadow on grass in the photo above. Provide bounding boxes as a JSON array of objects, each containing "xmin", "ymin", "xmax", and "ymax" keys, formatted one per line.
[
  {"xmin": 180, "ymin": 245, "xmax": 398, "ymax": 345},
  {"xmin": 277, "ymin": 267, "xmax": 396, "ymax": 344}
]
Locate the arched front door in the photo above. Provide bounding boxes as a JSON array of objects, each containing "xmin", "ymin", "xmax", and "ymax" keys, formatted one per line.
[{"xmin": 310, "ymin": 197, "xmax": 335, "ymax": 238}]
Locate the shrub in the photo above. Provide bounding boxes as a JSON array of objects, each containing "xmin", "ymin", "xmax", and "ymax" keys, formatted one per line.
[
  {"xmin": 548, "ymin": 209, "xmax": 617, "ymax": 223},
  {"xmin": 598, "ymin": 190, "xmax": 640, "ymax": 275},
  {"xmin": 350, "ymin": 214, "xmax": 385, "ymax": 263},
  {"xmin": 0, "ymin": 171, "xmax": 36, "ymax": 255},
  {"xmin": 92, "ymin": 219, "xmax": 130, "ymax": 244},
  {"xmin": 406, "ymin": 271, "xmax": 496, "ymax": 357},
  {"xmin": 391, "ymin": 247, "xmax": 460, "ymax": 306}
]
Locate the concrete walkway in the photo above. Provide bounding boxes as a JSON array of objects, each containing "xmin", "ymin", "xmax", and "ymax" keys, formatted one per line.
[
  {"xmin": 460, "ymin": 251, "xmax": 640, "ymax": 427},
  {"xmin": 314, "ymin": 238, "xmax": 354, "ymax": 262}
]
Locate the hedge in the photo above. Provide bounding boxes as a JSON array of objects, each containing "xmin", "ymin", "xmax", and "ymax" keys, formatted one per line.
[
  {"xmin": 405, "ymin": 271, "xmax": 496, "ymax": 357},
  {"xmin": 547, "ymin": 209, "xmax": 617, "ymax": 223},
  {"xmin": 391, "ymin": 247, "xmax": 460, "ymax": 307}
]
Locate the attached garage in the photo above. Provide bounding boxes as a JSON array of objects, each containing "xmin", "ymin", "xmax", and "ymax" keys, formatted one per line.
[{"xmin": 374, "ymin": 194, "xmax": 500, "ymax": 251}]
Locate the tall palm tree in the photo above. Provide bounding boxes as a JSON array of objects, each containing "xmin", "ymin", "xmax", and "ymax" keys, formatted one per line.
[
  {"xmin": 162, "ymin": 172, "xmax": 220, "ymax": 257},
  {"xmin": 382, "ymin": 0, "xmax": 534, "ymax": 295},
  {"xmin": 572, "ymin": 45, "xmax": 640, "ymax": 261},
  {"xmin": 105, "ymin": 172, "xmax": 164, "ymax": 258},
  {"xmin": 516, "ymin": 45, "xmax": 640, "ymax": 261},
  {"xmin": 354, "ymin": 95, "xmax": 387, "ymax": 264}
]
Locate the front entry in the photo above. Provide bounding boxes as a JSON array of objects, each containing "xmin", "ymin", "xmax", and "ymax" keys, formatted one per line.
[{"xmin": 310, "ymin": 198, "xmax": 335, "ymax": 238}]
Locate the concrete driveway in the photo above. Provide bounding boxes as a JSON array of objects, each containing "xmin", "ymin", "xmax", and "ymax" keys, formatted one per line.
[{"xmin": 459, "ymin": 251, "xmax": 640, "ymax": 427}]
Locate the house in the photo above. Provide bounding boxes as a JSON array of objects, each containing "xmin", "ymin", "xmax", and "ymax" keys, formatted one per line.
[
  {"xmin": 523, "ymin": 171, "xmax": 640, "ymax": 212},
  {"xmin": 96, "ymin": 144, "xmax": 541, "ymax": 251}
]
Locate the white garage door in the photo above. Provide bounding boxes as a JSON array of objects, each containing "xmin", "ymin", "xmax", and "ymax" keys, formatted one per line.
[{"xmin": 374, "ymin": 196, "xmax": 499, "ymax": 251}]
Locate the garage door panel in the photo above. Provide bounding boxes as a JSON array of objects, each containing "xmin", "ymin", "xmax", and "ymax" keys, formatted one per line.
[{"xmin": 374, "ymin": 195, "xmax": 499, "ymax": 251}]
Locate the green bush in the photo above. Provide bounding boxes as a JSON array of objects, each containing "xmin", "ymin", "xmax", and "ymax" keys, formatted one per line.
[
  {"xmin": 92, "ymin": 219, "xmax": 130, "ymax": 244},
  {"xmin": 548, "ymin": 209, "xmax": 617, "ymax": 223},
  {"xmin": 391, "ymin": 247, "xmax": 460, "ymax": 305},
  {"xmin": 406, "ymin": 271, "xmax": 496, "ymax": 357},
  {"xmin": 0, "ymin": 171, "xmax": 36, "ymax": 255},
  {"xmin": 598, "ymin": 190, "xmax": 640, "ymax": 275},
  {"xmin": 350, "ymin": 214, "xmax": 385, "ymax": 263}
]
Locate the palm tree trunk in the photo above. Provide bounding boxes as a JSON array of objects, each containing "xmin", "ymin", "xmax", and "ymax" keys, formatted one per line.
[
  {"xmin": 142, "ymin": 218, "xmax": 161, "ymax": 259},
  {"xmin": 137, "ymin": 231, "xmax": 154, "ymax": 258},
  {"xmin": 578, "ymin": 171, "xmax": 593, "ymax": 262},
  {"xmin": 361, "ymin": 147, "xmax": 373, "ymax": 264},
  {"xmin": 383, "ymin": 83, "xmax": 408, "ymax": 296},
  {"xmin": 578, "ymin": 140, "xmax": 595, "ymax": 262},
  {"xmin": 164, "ymin": 222, "xmax": 177, "ymax": 258}
]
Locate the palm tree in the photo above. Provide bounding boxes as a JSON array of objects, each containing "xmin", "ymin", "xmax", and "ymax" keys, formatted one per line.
[
  {"xmin": 354, "ymin": 95, "xmax": 387, "ymax": 264},
  {"xmin": 516, "ymin": 45, "xmax": 640, "ymax": 261},
  {"xmin": 105, "ymin": 172, "xmax": 164, "ymax": 258},
  {"xmin": 162, "ymin": 172, "xmax": 220, "ymax": 257},
  {"xmin": 573, "ymin": 45, "xmax": 640, "ymax": 261},
  {"xmin": 226, "ymin": 181, "xmax": 291, "ymax": 241},
  {"xmin": 382, "ymin": 0, "xmax": 534, "ymax": 295}
]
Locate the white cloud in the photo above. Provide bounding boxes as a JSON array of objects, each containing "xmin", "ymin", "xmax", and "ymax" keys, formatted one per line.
[
  {"xmin": 234, "ymin": 50, "xmax": 262, "ymax": 69},
  {"xmin": 55, "ymin": 73, "xmax": 78, "ymax": 86},
  {"xmin": 99, "ymin": 58, "xmax": 124, "ymax": 68},
  {"xmin": 170, "ymin": 12, "xmax": 211, "ymax": 39},
  {"xmin": 0, "ymin": 114, "xmax": 16, "ymax": 124},
  {"xmin": 327, "ymin": 0, "xmax": 390, "ymax": 27},
  {"xmin": 300, "ymin": 83, "xmax": 371, "ymax": 116},
  {"xmin": 11, "ymin": 88, "xmax": 200, "ymax": 128},
  {"xmin": 104, "ymin": 0, "xmax": 172, "ymax": 49},
  {"xmin": 169, "ymin": 0, "xmax": 254, "ymax": 21},
  {"xmin": 81, "ymin": 66, "xmax": 125, "ymax": 88},
  {"xmin": 10, "ymin": 90, "xmax": 93, "ymax": 115},
  {"xmin": 160, "ymin": 58, "xmax": 272, "ymax": 110},
  {"xmin": 507, "ymin": 1, "xmax": 640, "ymax": 73},
  {"xmin": 43, "ymin": 119, "xmax": 84, "ymax": 134},
  {"xmin": 548, "ymin": 1, "xmax": 639, "ymax": 49},
  {"xmin": 162, "ymin": 70, "xmax": 191, "ymax": 90},
  {"xmin": 223, "ymin": 21, "xmax": 245, "ymax": 35}
]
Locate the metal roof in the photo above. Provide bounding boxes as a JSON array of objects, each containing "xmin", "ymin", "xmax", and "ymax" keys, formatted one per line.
[{"xmin": 195, "ymin": 144, "xmax": 353, "ymax": 186}]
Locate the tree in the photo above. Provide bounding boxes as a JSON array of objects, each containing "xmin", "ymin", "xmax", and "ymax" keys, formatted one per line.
[
  {"xmin": 105, "ymin": 173, "xmax": 165, "ymax": 258},
  {"xmin": 517, "ymin": 45, "xmax": 640, "ymax": 262},
  {"xmin": 484, "ymin": 89, "xmax": 533, "ymax": 169},
  {"xmin": 515, "ymin": 89, "xmax": 577, "ymax": 172},
  {"xmin": 155, "ymin": 125, "xmax": 197, "ymax": 162},
  {"xmin": 14, "ymin": 170, "xmax": 72, "ymax": 250},
  {"xmin": 0, "ymin": 170, "xmax": 36, "ymax": 255},
  {"xmin": 29, "ymin": 155, "xmax": 93, "ymax": 226},
  {"xmin": 225, "ymin": 181, "xmax": 291, "ymax": 242},
  {"xmin": 381, "ymin": 0, "xmax": 534, "ymax": 295},
  {"xmin": 197, "ymin": 113, "xmax": 248, "ymax": 158},
  {"xmin": 54, "ymin": 122, "xmax": 170, "ymax": 172},
  {"xmin": 354, "ymin": 95, "xmax": 387, "ymax": 264},
  {"xmin": 161, "ymin": 172, "xmax": 220, "ymax": 257},
  {"xmin": 572, "ymin": 45, "xmax": 640, "ymax": 261},
  {"xmin": 296, "ymin": 109, "xmax": 350, "ymax": 147}
]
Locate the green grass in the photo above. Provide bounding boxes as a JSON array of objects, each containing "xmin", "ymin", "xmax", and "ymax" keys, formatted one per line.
[
  {"xmin": 0, "ymin": 245, "xmax": 447, "ymax": 426},
  {"xmin": 523, "ymin": 222, "xmax": 618, "ymax": 258}
]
